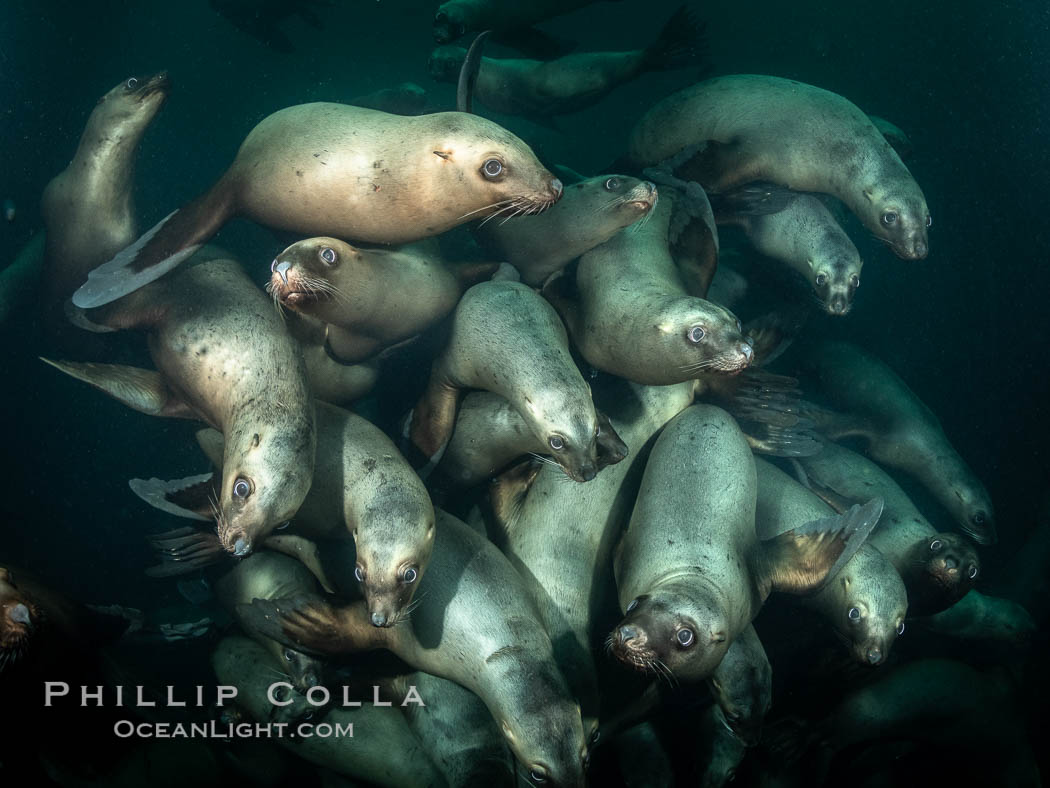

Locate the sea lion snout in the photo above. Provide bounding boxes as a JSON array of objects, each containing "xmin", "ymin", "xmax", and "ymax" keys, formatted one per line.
[
  {"xmin": 866, "ymin": 645, "xmax": 884, "ymax": 665},
  {"xmin": 7, "ymin": 603, "xmax": 31, "ymax": 626}
]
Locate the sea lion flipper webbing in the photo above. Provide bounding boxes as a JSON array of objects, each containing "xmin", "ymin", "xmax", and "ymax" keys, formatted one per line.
[
  {"xmin": 757, "ymin": 497, "xmax": 884, "ymax": 595},
  {"xmin": 40, "ymin": 358, "xmax": 192, "ymax": 419},
  {"xmin": 129, "ymin": 474, "xmax": 215, "ymax": 521}
]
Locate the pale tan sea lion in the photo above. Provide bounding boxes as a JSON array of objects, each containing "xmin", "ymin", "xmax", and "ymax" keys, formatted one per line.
[
  {"xmin": 44, "ymin": 256, "xmax": 316, "ymax": 557},
  {"xmin": 754, "ymin": 459, "xmax": 907, "ymax": 666},
  {"xmin": 543, "ymin": 193, "xmax": 753, "ymax": 385},
  {"xmin": 610, "ymin": 404, "xmax": 881, "ymax": 682},
  {"xmin": 474, "ymin": 174, "xmax": 656, "ymax": 286},
  {"xmin": 41, "ymin": 73, "xmax": 170, "ymax": 315},
  {"xmin": 798, "ymin": 340, "xmax": 996, "ymax": 545},
  {"xmin": 628, "ymin": 75, "xmax": 931, "ymax": 259},
  {"xmin": 407, "ymin": 280, "xmax": 615, "ymax": 483},
  {"xmin": 72, "ymin": 104, "xmax": 563, "ymax": 308},
  {"xmin": 240, "ymin": 510, "xmax": 588, "ymax": 787},
  {"xmin": 212, "ymin": 636, "xmax": 446, "ymax": 787},
  {"xmin": 795, "ymin": 440, "xmax": 981, "ymax": 615}
]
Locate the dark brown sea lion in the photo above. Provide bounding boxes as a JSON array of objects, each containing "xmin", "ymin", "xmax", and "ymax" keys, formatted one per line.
[
  {"xmin": 707, "ymin": 624, "xmax": 772, "ymax": 747},
  {"xmin": 241, "ymin": 510, "xmax": 588, "ymax": 787},
  {"xmin": 407, "ymin": 280, "xmax": 618, "ymax": 482},
  {"xmin": 610, "ymin": 404, "xmax": 881, "ymax": 682},
  {"xmin": 797, "ymin": 340, "xmax": 996, "ymax": 545},
  {"xmin": 44, "ymin": 255, "xmax": 316, "ymax": 557},
  {"xmin": 796, "ymin": 439, "xmax": 981, "ymax": 616},
  {"xmin": 72, "ymin": 104, "xmax": 562, "ymax": 308},
  {"xmin": 628, "ymin": 75, "xmax": 931, "ymax": 260}
]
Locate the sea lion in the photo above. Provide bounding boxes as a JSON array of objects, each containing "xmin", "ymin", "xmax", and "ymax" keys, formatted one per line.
[
  {"xmin": 486, "ymin": 380, "xmax": 697, "ymax": 740},
  {"xmin": 706, "ymin": 624, "xmax": 772, "ymax": 746},
  {"xmin": 72, "ymin": 104, "xmax": 563, "ymax": 308},
  {"xmin": 797, "ymin": 340, "xmax": 996, "ymax": 545},
  {"xmin": 628, "ymin": 75, "xmax": 931, "ymax": 260},
  {"xmin": 267, "ymin": 237, "xmax": 471, "ymax": 364},
  {"xmin": 136, "ymin": 399, "xmax": 435, "ymax": 627},
  {"xmin": 0, "ymin": 233, "xmax": 44, "ymax": 327},
  {"xmin": 754, "ymin": 459, "xmax": 907, "ymax": 666},
  {"xmin": 212, "ymin": 636, "xmax": 446, "ymax": 786},
  {"xmin": 610, "ymin": 404, "xmax": 881, "ymax": 682},
  {"xmin": 428, "ymin": 6, "xmax": 705, "ymax": 120},
  {"xmin": 544, "ymin": 193, "xmax": 753, "ymax": 384},
  {"xmin": 868, "ymin": 114, "xmax": 913, "ymax": 160},
  {"xmin": 0, "ymin": 566, "xmax": 40, "ymax": 671},
  {"xmin": 474, "ymin": 174, "xmax": 657, "ymax": 286},
  {"xmin": 44, "ymin": 255, "xmax": 316, "ymax": 557},
  {"xmin": 436, "ymin": 391, "xmax": 627, "ymax": 488},
  {"xmin": 920, "ymin": 590, "xmax": 1035, "ymax": 646},
  {"xmin": 284, "ymin": 311, "xmax": 380, "ymax": 405},
  {"xmin": 210, "ymin": 0, "xmax": 331, "ymax": 53},
  {"xmin": 795, "ymin": 440, "xmax": 981, "ymax": 615},
  {"xmin": 214, "ymin": 551, "xmax": 327, "ymax": 693},
  {"xmin": 716, "ymin": 190, "xmax": 863, "ymax": 315},
  {"xmin": 407, "ymin": 279, "xmax": 615, "ymax": 482},
  {"xmin": 241, "ymin": 510, "xmax": 588, "ymax": 787},
  {"xmin": 349, "ymin": 82, "xmax": 429, "ymax": 116},
  {"xmin": 696, "ymin": 703, "xmax": 748, "ymax": 788},
  {"xmin": 40, "ymin": 73, "xmax": 169, "ymax": 320}
]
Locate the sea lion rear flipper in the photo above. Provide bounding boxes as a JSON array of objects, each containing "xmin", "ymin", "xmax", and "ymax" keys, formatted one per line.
[
  {"xmin": 742, "ymin": 308, "xmax": 810, "ymax": 367},
  {"xmin": 642, "ymin": 5, "xmax": 709, "ymax": 72},
  {"xmin": 238, "ymin": 594, "xmax": 356, "ymax": 656},
  {"xmin": 40, "ymin": 357, "xmax": 194, "ymax": 418},
  {"xmin": 129, "ymin": 474, "xmax": 216, "ymax": 521},
  {"xmin": 708, "ymin": 182, "xmax": 798, "ymax": 218},
  {"xmin": 757, "ymin": 497, "xmax": 884, "ymax": 595},
  {"xmin": 488, "ymin": 457, "xmax": 543, "ymax": 528},
  {"xmin": 146, "ymin": 527, "xmax": 227, "ymax": 577},
  {"xmin": 717, "ymin": 370, "xmax": 822, "ymax": 457}
]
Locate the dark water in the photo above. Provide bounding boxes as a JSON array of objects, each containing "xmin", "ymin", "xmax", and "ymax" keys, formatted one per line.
[{"xmin": 2, "ymin": 0, "xmax": 1048, "ymax": 785}]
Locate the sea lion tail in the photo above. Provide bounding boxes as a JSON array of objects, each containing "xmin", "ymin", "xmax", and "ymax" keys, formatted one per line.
[
  {"xmin": 643, "ymin": 5, "xmax": 709, "ymax": 72},
  {"xmin": 40, "ymin": 357, "xmax": 182, "ymax": 417},
  {"xmin": 758, "ymin": 497, "xmax": 884, "ymax": 595},
  {"xmin": 129, "ymin": 474, "xmax": 216, "ymax": 521}
]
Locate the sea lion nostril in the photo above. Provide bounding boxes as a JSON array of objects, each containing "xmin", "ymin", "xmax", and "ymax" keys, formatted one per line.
[
  {"xmin": 867, "ymin": 647, "xmax": 883, "ymax": 665},
  {"xmin": 274, "ymin": 261, "xmax": 292, "ymax": 284},
  {"xmin": 944, "ymin": 557, "xmax": 958, "ymax": 570},
  {"xmin": 550, "ymin": 178, "xmax": 563, "ymax": 197},
  {"xmin": 370, "ymin": 612, "xmax": 388, "ymax": 627},
  {"xmin": 7, "ymin": 603, "xmax": 31, "ymax": 626},
  {"xmin": 619, "ymin": 625, "xmax": 638, "ymax": 643}
]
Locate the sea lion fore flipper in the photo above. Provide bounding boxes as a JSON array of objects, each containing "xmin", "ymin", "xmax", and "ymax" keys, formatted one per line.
[
  {"xmin": 129, "ymin": 474, "xmax": 215, "ymax": 521},
  {"xmin": 40, "ymin": 358, "xmax": 193, "ymax": 418},
  {"xmin": 489, "ymin": 457, "xmax": 543, "ymax": 528},
  {"xmin": 146, "ymin": 527, "xmax": 228, "ymax": 577},
  {"xmin": 194, "ymin": 428, "xmax": 225, "ymax": 467},
  {"xmin": 642, "ymin": 5, "xmax": 708, "ymax": 72},
  {"xmin": 457, "ymin": 30, "xmax": 491, "ymax": 113},
  {"xmin": 756, "ymin": 498, "xmax": 883, "ymax": 595},
  {"xmin": 717, "ymin": 371, "xmax": 822, "ymax": 457},
  {"xmin": 239, "ymin": 595, "xmax": 354, "ymax": 656}
]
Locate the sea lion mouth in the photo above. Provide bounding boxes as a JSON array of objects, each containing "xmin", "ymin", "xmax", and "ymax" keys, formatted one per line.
[
  {"xmin": 135, "ymin": 72, "xmax": 171, "ymax": 101},
  {"xmin": 266, "ymin": 266, "xmax": 334, "ymax": 309},
  {"xmin": 607, "ymin": 626, "xmax": 665, "ymax": 675}
]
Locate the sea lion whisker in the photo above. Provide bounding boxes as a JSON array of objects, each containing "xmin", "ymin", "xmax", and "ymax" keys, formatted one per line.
[
  {"xmin": 478, "ymin": 199, "xmax": 528, "ymax": 228},
  {"xmin": 527, "ymin": 452, "xmax": 560, "ymax": 469},
  {"xmin": 456, "ymin": 197, "xmax": 518, "ymax": 222}
]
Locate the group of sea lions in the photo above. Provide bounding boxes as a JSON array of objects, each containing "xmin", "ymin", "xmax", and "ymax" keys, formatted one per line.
[{"xmin": 3, "ymin": 1, "xmax": 1041, "ymax": 785}]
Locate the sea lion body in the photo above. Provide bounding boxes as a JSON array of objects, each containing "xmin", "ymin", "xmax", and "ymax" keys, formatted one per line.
[
  {"xmin": 628, "ymin": 75, "xmax": 930, "ymax": 260},
  {"xmin": 754, "ymin": 459, "xmax": 907, "ymax": 665},
  {"xmin": 285, "ymin": 311, "xmax": 379, "ymax": 405},
  {"xmin": 212, "ymin": 636, "xmax": 445, "ymax": 786},
  {"xmin": 214, "ymin": 551, "xmax": 326, "ymax": 692},
  {"xmin": 799, "ymin": 340, "xmax": 996, "ymax": 544},
  {"xmin": 434, "ymin": 0, "xmax": 614, "ymax": 45},
  {"xmin": 268, "ymin": 236, "xmax": 464, "ymax": 363},
  {"xmin": 47, "ymin": 256, "xmax": 316, "ymax": 557},
  {"xmin": 723, "ymin": 192, "xmax": 863, "ymax": 315},
  {"xmin": 41, "ymin": 73, "xmax": 169, "ymax": 310},
  {"xmin": 73, "ymin": 104, "xmax": 562, "ymax": 308},
  {"xmin": 474, "ymin": 174, "xmax": 656, "ymax": 286},
  {"xmin": 546, "ymin": 194, "xmax": 753, "ymax": 384},
  {"xmin": 350, "ymin": 81, "xmax": 429, "ymax": 115},
  {"xmin": 242, "ymin": 510, "xmax": 588, "ymax": 786},
  {"xmin": 611, "ymin": 405, "xmax": 879, "ymax": 682},
  {"xmin": 409, "ymin": 280, "xmax": 610, "ymax": 483},
  {"xmin": 796, "ymin": 440, "xmax": 980, "ymax": 615}
]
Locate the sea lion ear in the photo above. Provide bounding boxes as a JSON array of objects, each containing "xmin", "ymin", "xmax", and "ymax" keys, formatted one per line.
[
  {"xmin": 862, "ymin": 189, "xmax": 875, "ymax": 203},
  {"xmin": 756, "ymin": 498, "xmax": 883, "ymax": 595},
  {"xmin": 432, "ymin": 150, "xmax": 453, "ymax": 161},
  {"xmin": 195, "ymin": 428, "xmax": 225, "ymax": 468}
]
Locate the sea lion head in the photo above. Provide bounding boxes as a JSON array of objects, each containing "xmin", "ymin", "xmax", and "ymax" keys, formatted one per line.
[
  {"xmin": 660, "ymin": 297, "xmax": 754, "ymax": 378},
  {"xmin": 427, "ymin": 45, "xmax": 467, "ymax": 82},
  {"xmin": 572, "ymin": 175, "xmax": 658, "ymax": 226},
  {"xmin": 610, "ymin": 584, "xmax": 729, "ymax": 683},
  {"xmin": 902, "ymin": 533, "xmax": 981, "ymax": 615},
  {"xmin": 96, "ymin": 71, "xmax": 170, "ymax": 122},
  {"xmin": 0, "ymin": 568, "xmax": 39, "ymax": 669},
  {"xmin": 352, "ymin": 499, "xmax": 436, "ymax": 628},
  {"xmin": 809, "ymin": 234, "xmax": 864, "ymax": 316},
  {"xmin": 949, "ymin": 481, "xmax": 997, "ymax": 545},
  {"xmin": 495, "ymin": 657, "xmax": 587, "ymax": 788},
  {"xmin": 707, "ymin": 655, "xmax": 772, "ymax": 747},
  {"xmin": 833, "ymin": 548, "xmax": 908, "ymax": 667},
  {"xmin": 863, "ymin": 181, "xmax": 930, "ymax": 260},
  {"xmin": 433, "ymin": 3, "xmax": 468, "ymax": 43},
  {"xmin": 268, "ymin": 237, "xmax": 360, "ymax": 318},
  {"xmin": 531, "ymin": 403, "xmax": 603, "ymax": 483},
  {"xmin": 428, "ymin": 113, "xmax": 563, "ymax": 218},
  {"xmin": 272, "ymin": 647, "xmax": 326, "ymax": 697},
  {"xmin": 217, "ymin": 416, "xmax": 316, "ymax": 557}
]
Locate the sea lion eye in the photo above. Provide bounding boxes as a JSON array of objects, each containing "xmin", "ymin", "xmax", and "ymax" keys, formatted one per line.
[
  {"xmin": 283, "ymin": 648, "xmax": 296, "ymax": 661},
  {"xmin": 595, "ymin": 423, "xmax": 602, "ymax": 437},
  {"xmin": 848, "ymin": 607, "xmax": 861, "ymax": 622},
  {"xmin": 930, "ymin": 540, "xmax": 943, "ymax": 551},
  {"xmin": 676, "ymin": 628, "xmax": 695, "ymax": 647},
  {"xmin": 319, "ymin": 246, "xmax": 337, "ymax": 265},
  {"xmin": 604, "ymin": 177, "xmax": 621, "ymax": 191},
  {"xmin": 926, "ymin": 215, "xmax": 933, "ymax": 228},
  {"xmin": 815, "ymin": 273, "xmax": 828, "ymax": 286},
  {"xmin": 403, "ymin": 567, "xmax": 418, "ymax": 584},
  {"xmin": 881, "ymin": 211, "xmax": 898, "ymax": 226},
  {"xmin": 529, "ymin": 768, "xmax": 547, "ymax": 784},
  {"xmin": 590, "ymin": 730, "xmax": 601, "ymax": 745},
  {"xmin": 354, "ymin": 566, "xmax": 365, "ymax": 582},
  {"xmin": 126, "ymin": 77, "xmax": 138, "ymax": 89},
  {"xmin": 688, "ymin": 326, "xmax": 706, "ymax": 344},
  {"xmin": 968, "ymin": 565, "xmax": 978, "ymax": 579},
  {"xmin": 897, "ymin": 621, "xmax": 905, "ymax": 636},
  {"xmin": 549, "ymin": 435, "xmax": 565, "ymax": 451},
  {"xmin": 303, "ymin": 711, "xmax": 315, "ymax": 721},
  {"xmin": 232, "ymin": 478, "xmax": 252, "ymax": 499},
  {"xmin": 481, "ymin": 159, "xmax": 503, "ymax": 179},
  {"xmin": 972, "ymin": 511, "xmax": 986, "ymax": 525},
  {"xmin": 850, "ymin": 274, "xmax": 861, "ymax": 288},
  {"xmin": 626, "ymin": 598, "xmax": 639, "ymax": 613}
]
